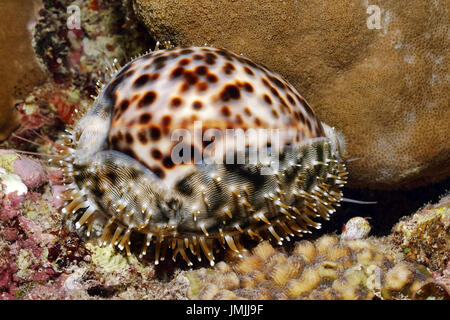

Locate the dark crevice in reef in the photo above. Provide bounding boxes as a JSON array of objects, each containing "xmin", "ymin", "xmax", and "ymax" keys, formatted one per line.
[{"xmin": 318, "ymin": 176, "xmax": 450, "ymax": 238}]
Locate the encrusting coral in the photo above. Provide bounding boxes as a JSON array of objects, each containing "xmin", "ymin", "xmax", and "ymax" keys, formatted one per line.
[
  {"xmin": 392, "ymin": 193, "xmax": 449, "ymax": 275},
  {"xmin": 132, "ymin": 0, "xmax": 450, "ymax": 189},
  {"xmin": 186, "ymin": 235, "xmax": 437, "ymax": 300}
]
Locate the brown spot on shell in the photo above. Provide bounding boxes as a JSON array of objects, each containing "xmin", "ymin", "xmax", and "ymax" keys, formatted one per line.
[
  {"xmin": 223, "ymin": 62, "xmax": 235, "ymax": 75},
  {"xmin": 204, "ymin": 53, "xmax": 217, "ymax": 65},
  {"xmin": 120, "ymin": 100, "xmax": 130, "ymax": 111},
  {"xmin": 139, "ymin": 113, "xmax": 152, "ymax": 124},
  {"xmin": 179, "ymin": 58, "xmax": 190, "ymax": 66},
  {"xmin": 193, "ymin": 101, "xmax": 203, "ymax": 110},
  {"xmin": 171, "ymin": 97, "xmax": 182, "ymax": 108},
  {"xmin": 268, "ymin": 75, "xmax": 286, "ymax": 89},
  {"xmin": 221, "ymin": 106, "xmax": 232, "ymax": 117},
  {"xmin": 151, "ymin": 148, "xmax": 163, "ymax": 160},
  {"xmin": 134, "ymin": 74, "xmax": 150, "ymax": 88},
  {"xmin": 286, "ymin": 93, "xmax": 295, "ymax": 105},
  {"xmin": 243, "ymin": 66, "xmax": 254, "ymax": 76},
  {"xmin": 153, "ymin": 55, "xmax": 168, "ymax": 70},
  {"xmin": 125, "ymin": 133, "xmax": 134, "ymax": 144},
  {"xmin": 162, "ymin": 156, "xmax": 175, "ymax": 169},
  {"xmin": 137, "ymin": 129, "xmax": 148, "ymax": 144},
  {"xmin": 149, "ymin": 126, "xmax": 162, "ymax": 141},
  {"xmin": 161, "ymin": 115, "xmax": 172, "ymax": 127},
  {"xmin": 152, "ymin": 166, "xmax": 165, "ymax": 179},
  {"xmin": 184, "ymin": 71, "xmax": 199, "ymax": 85},
  {"xmin": 197, "ymin": 82, "xmax": 208, "ymax": 91},
  {"xmin": 138, "ymin": 91, "xmax": 157, "ymax": 108},
  {"xmin": 180, "ymin": 48, "xmax": 194, "ymax": 55},
  {"xmin": 263, "ymin": 94, "xmax": 272, "ymax": 105},
  {"xmin": 243, "ymin": 82, "xmax": 254, "ymax": 93},
  {"xmin": 195, "ymin": 66, "xmax": 208, "ymax": 76},
  {"xmin": 171, "ymin": 67, "xmax": 184, "ymax": 78},
  {"xmin": 207, "ymin": 73, "xmax": 218, "ymax": 83},
  {"xmin": 272, "ymin": 109, "xmax": 280, "ymax": 119},
  {"xmin": 220, "ymin": 84, "xmax": 240, "ymax": 101}
]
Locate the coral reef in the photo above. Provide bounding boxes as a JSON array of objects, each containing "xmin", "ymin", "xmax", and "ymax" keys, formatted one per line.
[
  {"xmin": 0, "ymin": 150, "xmax": 189, "ymax": 300},
  {"xmin": 0, "ymin": 0, "xmax": 447, "ymax": 301},
  {"xmin": 186, "ymin": 235, "xmax": 437, "ymax": 300},
  {"xmin": 132, "ymin": 0, "xmax": 450, "ymax": 189}
]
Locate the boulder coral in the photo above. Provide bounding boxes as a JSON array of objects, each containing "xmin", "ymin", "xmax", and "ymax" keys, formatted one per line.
[{"xmin": 132, "ymin": 0, "xmax": 450, "ymax": 189}]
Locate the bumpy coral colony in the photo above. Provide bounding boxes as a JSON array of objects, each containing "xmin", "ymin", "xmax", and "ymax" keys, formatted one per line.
[{"xmin": 55, "ymin": 46, "xmax": 348, "ymax": 265}]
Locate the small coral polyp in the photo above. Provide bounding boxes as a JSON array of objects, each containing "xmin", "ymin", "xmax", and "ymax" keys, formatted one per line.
[{"xmin": 56, "ymin": 46, "xmax": 348, "ymax": 265}]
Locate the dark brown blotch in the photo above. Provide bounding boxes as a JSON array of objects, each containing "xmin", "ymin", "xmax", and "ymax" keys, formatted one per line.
[
  {"xmin": 206, "ymin": 73, "xmax": 218, "ymax": 83},
  {"xmin": 125, "ymin": 133, "xmax": 134, "ymax": 144},
  {"xmin": 192, "ymin": 100, "xmax": 203, "ymax": 110},
  {"xmin": 110, "ymin": 136, "xmax": 119, "ymax": 149},
  {"xmin": 220, "ymin": 84, "xmax": 240, "ymax": 101},
  {"xmin": 286, "ymin": 93, "xmax": 295, "ymax": 105},
  {"xmin": 221, "ymin": 106, "xmax": 232, "ymax": 117},
  {"xmin": 119, "ymin": 99, "xmax": 129, "ymax": 112},
  {"xmin": 151, "ymin": 148, "xmax": 162, "ymax": 160},
  {"xmin": 204, "ymin": 53, "xmax": 217, "ymax": 65},
  {"xmin": 171, "ymin": 67, "xmax": 184, "ymax": 78},
  {"xmin": 134, "ymin": 74, "xmax": 150, "ymax": 88},
  {"xmin": 139, "ymin": 113, "xmax": 152, "ymax": 124},
  {"xmin": 153, "ymin": 55, "xmax": 168, "ymax": 70},
  {"xmin": 215, "ymin": 49, "xmax": 234, "ymax": 61},
  {"xmin": 138, "ymin": 91, "xmax": 157, "ymax": 108},
  {"xmin": 162, "ymin": 156, "xmax": 175, "ymax": 169},
  {"xmin": 243, "ymin": 66, "xmax": 254, "ymax": 76},
  {"xmin": 149, "ymin": 125, "xmax": 162, "ymax": 141},
  {"xmin": 137, "ymin": 129, "xmax": 148, "ymax": 144},
  {"xmin": 152, "ymin": 166, "xmax": 165, "ymax": 179},
  {"xmin": 184, "ymin": 71, "xmax": 198, "ymax": 85},
  {"xmin": 179, "ymin": 58, "xmax": 190, "ymax": 66},
  {"xmin": 243, "ymin": 82, "xmax": 254, "ymax": 92},
  {"xmin": 196, "ymin": 82, "xmax": 208, "ymax": 91},
  {"xmin": 268, "ymin": 75, "xmax": 286, "ymax": 89},
  {"xmin": 195, "ymin": 65, "xmax": 208, "ymax": 76},
  {"xmin": 222, "ymin": 62, "xmax": 235, "ymax": 75},
  {"xmin": 263, "ymin": 94, "xmax": 272, "ymax": 105},
  {"xmin": 161, "ymin": 115, "xmax": 172, "ymax": 127},
  {"xmin": 171, "ymin": 97, "xmax": 182, "ymax": 108},
  {"xmin": 272, "ymin": 109, "xmax": 280, "ymax": 119},
  {"xmin": 180, "ymin": 49, "xmax": 194, "ymax": 55}
]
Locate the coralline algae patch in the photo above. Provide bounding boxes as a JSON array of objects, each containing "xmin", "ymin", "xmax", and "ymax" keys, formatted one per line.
[{"xmin": 186, "ymin": 235, "xmax": 434, "ymax": 300}]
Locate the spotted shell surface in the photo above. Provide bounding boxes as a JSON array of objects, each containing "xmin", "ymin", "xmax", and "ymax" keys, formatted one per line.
[{"xmin": 60, "ymin": 46, "xmax": 348, "ymax": 266}]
